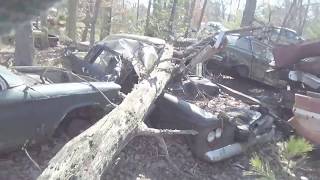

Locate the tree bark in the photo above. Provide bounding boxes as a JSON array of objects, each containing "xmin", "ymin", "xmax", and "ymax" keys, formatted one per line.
[
  {"xmin": 14, "ymin": 22, "xmax": 34, "ymax": 66},
  {"xmin": 90, "ymin": 0, "xmax": 102, "ymax": 46},
  {"xmin": 197, "ymin": 0, "xmax": 208, "ymax": 31},
  {"xmin": 100, "ymin": 0, "xmax": 113, "ymax": 40},
  {"xmin": 240, "ymin": 0, "xmax": 257, "ymax": 27},
  {"xmin": 66, "ymin": 0, "xmax": 78, "ymax": 41},
  {"xmin": 40, "ymin": 12, "xmax": 49, "ymax": 49},
  {"xmin": 184, "ymin": 0, "xmax": 196, "ymax": 37},
  {"xmin": 144, "ymin": 0, "xmax": 152, "ymax": 36},
  {"xmin": 167, "ymin": 0, "xmax": 178, "ymax": 39},
  {"xmin": 38, "ymin": 45, "xmax": 174, "ymax": 180}
]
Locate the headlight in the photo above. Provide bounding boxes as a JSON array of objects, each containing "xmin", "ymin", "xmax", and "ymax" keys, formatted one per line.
[
  {"xmin": 215, "ymin": 128, "xmax": 222, "ymax": 138},
  {"xmin": 207, "ymin": 131, "xmax": 215, "ymax": 143},
  {"xmin": 207, "ymin": 128, "xmax": 222, "ymax": 143}
]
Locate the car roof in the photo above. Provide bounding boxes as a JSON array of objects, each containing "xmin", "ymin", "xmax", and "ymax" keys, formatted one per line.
[
  {"xmin": 104, "ymin": 34, "xmax": 166, "ymax": 45},
  {"xmin": 273, "ymin": 27, "xmax": 298, "ymax": 34},
  {"xmin": 234, "ymin": 36, "xmax": 273, "ymax": 48},
  {"xmin": 0, "ymin": 66, "xmax": 24, "ymax": 88}
]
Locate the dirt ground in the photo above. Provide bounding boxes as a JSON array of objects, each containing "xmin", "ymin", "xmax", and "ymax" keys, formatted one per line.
[{"xmin": 0, "ymin": 47, "xmax": 319, "ymax": 180}]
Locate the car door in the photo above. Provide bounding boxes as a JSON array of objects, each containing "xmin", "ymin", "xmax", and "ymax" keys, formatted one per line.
[
  {"xmin": 229, "ymin": 37, "xmax": 254, "ymax": 77},
  {"xmin": 251, "ymin": 40, "xmax": 275, "ymax": 83},
  {"xmin": 0, "ymin": 74, "xmax": 46, "ymax": 151}
]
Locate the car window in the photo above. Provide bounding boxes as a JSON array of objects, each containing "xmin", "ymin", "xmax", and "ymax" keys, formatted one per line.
[
  {"xmin": 235, "ymin": 38, "xmax": 251, "ymax": 51},
  {"xmin": 226, "ymin": 35, "xmax": 238, "ymax": 45},
  {"xmin": 252, "ymin": 42, "xmax": 274, "ymax": 63},
  {"xmin": 279, "ymin": 29, "xmax": 286, "ymax": 37},
  {"xmin": 286, "ymin": 30, "xmax": 297, "ymax": 40}
]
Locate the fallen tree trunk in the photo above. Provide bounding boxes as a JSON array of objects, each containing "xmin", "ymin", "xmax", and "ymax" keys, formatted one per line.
[{"xmin": 38, "ymin": 45, "xmax": 175, "ymax": 179}]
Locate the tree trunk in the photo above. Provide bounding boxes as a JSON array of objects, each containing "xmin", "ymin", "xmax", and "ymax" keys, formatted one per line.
[
  {"xmin": 100, "ymin": 1, "xmax": 113, "ymax": 40},
  {"xmin": 90, "ymin": 0, "xmax": 102, "ymax": 46},
  {"xmin": 14, "ymin": 22, "xmax": 34, "ymax": 66},
  {"xmin": 40, "ymin": 12, "xmax": 49, "ymax": 49},
  {"xmin": 66, "ymin": 0, "xmax": 78, "ymax": 41},
  {"xmin": 240, "ymin": 0, "xmax": 257, "ymax": 27},
  {"xmin": 184, "ymin": 0, "xmax": 196, "ymax": 37},
  {"xmin": 220, "ymin": 0, "xmax": 226, "ymax": 20},
  {"xmin": 197, "ymin": 0, "xmax": 208, "ymax": 31},
  {"xmin": 167, "ymin": 0, "xmax": 178, "ymax": 39},
  {"xmin": 38, "ymin": 45, "xmax": 174, "ymax": 180},
  {"xmin": 81, "ymin": 2, "xmax": 92, "ymax": 42},
  {"xmin": 137, "ymin": 0, "xmax": 140, "ymax": 21},
  {"xmin": 236, "ymin": 0, "xmax": 241, "ymax": 11},
  {"xmin": 183, "ymin": 0, "xmax": 190, "ymax": 25},
  {"xmin": 144, "ymin": 0, "xmax": 152, "ymax": 36},
  {"xmin": 227, "ymin": 0, "xmax": 233, "ymax": 21},
  {"xmin": 297, "ymin": 0, "xmax": 310, "ymax": 35},
  {"xmin": 280, "ymin": 0, "xmax": 297, "ymax": 29}
]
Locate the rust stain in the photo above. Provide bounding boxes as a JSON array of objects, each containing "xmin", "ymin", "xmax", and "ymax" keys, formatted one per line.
[{"xmin": 289, "ymin": 92, "xmax": 320, "ymax": 144}]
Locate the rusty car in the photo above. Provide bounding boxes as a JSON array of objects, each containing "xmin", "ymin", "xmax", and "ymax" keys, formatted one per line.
[
  {"xmin": 289, "ymin": 91, "xmax": 320, "ymax": 145},
  {"xmin": 0, "ymin": 65, "xmax": 120, "ymax": 152}
]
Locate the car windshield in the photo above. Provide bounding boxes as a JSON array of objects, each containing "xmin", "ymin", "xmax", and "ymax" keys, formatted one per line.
[
  {"xmin": 0, "ymin": 66, "xmax": 25, "ymax": 88},
  {"xmin": 0, "ymin": 75, "xmax": 6, "ymax": 90}
]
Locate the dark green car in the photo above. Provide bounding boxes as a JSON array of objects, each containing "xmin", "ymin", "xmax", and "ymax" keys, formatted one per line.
[
  {"xmin": 206, "ymin": 35, "xmax": 288, "ymax": 88},
  {"xmin": 0, "ymin": 66, "xmax": 120, "ymax": 152}
]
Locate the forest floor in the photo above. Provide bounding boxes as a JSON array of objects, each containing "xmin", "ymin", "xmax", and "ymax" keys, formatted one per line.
[{"xmin": 0, "ymin": 47, "xmax": 320, "ymax": 180}]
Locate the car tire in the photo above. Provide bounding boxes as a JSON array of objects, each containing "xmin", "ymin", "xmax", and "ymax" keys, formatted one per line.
[
  {"xmin": 65, "ymin": 118, "xmax": 91, "ymax": 138},
  {"xmin": 185, "ymin": 127, "xmax": 213, "ymax": 159},
  {"xmin": 235, "ymin": 66, "xmax": 249, "ymax": 78}
]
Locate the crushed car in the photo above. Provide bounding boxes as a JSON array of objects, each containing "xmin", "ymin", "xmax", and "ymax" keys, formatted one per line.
[
  {"xmin": 62, "ymin": 34, "xmax": 165, "ymax": 93},
  {"xmin": 147, "ymin": 84, "xmax": 274, "ymax": 162},
  {"xmin": 0, "ymin": 65, "xmax": 120, "ymax": 152}
]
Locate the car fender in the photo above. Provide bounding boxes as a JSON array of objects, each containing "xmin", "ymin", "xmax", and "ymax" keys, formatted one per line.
[{"xmin": 51, "ymin": 102, "xmax": 105, "ymax": 136}]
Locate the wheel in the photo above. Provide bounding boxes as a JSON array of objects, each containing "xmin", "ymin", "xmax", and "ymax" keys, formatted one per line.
[
  {"xmin": 234, "ymin": 66, "xmax": 249, "ymax": 78},
  {"xmin": 65, "ymin": 118, "xmax": 91, "ymax": 138}
]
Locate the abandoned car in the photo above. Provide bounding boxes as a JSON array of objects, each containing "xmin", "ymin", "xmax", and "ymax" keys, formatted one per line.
[
  {"xmin": 63, "ymin": 34, "xmax": 166, "ymax": 93},
  {"xmin": 0, "ymin": 65, "xmax": 120, "ymax": 152},
  {"xmin": 206, "ymin": 35, "xmax": 320, "ymax": 92},
  {"xmin": 205, "ymin": 35, "xmax": 289, "ymax": 88},
  {"xmin": 148, "ymin": 92, "xmax": 274, "ymax": 162}
]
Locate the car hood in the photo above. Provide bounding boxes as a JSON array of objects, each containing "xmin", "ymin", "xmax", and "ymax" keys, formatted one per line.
[{"xmin": 30, "ymin": 82, "xmax": 121, "ymax": 98}]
